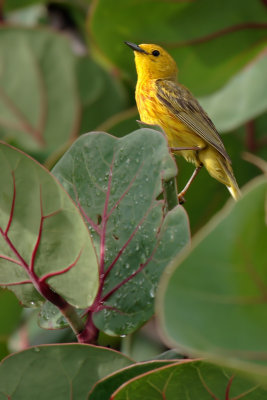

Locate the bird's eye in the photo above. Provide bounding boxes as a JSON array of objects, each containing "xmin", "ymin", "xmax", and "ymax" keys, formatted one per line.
[{"xmin": 152, "ymin": 50, "xmax": 160, "ymax": 57}]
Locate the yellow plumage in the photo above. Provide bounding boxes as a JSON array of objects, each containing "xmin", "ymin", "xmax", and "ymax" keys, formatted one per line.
[{"xmin": 125, "ymin": 42, "xmax": 240, "ymax": 201}]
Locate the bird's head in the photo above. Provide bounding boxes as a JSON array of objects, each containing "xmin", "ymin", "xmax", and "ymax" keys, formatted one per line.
[{"xmin": 125, "ymin": 42, "xmax": 178, "ymax": 80}]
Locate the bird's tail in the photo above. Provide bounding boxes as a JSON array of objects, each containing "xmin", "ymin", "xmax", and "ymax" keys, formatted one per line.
[
  {"xmin": 199, "ymin": 148, "xmax": 241, "ymax": 201},
  {"xmin": 221, "ymin": 159, "xmax": 241, "ymax": 201},
  {"xmin": 227, "ymin": 181, "xmax": 241, "ymax": 201}
]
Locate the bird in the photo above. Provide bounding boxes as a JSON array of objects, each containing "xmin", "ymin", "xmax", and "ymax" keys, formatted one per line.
[{"xmin": 125, "ymin": 41, "xmax": 240, "ymax": 201}]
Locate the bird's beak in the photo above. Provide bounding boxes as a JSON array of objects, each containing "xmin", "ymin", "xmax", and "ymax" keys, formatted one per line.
[{"xmin": 124, "ymin": 41, "xmax": 148, "ymax": 54}]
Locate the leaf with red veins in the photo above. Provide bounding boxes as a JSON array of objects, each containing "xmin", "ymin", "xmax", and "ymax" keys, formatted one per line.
[
  {"xmin": 0, "ymin": 344, "xmax": 133, "ymax": 399},
  {"xmin": 110, "ymin": 360, "xmax": 267, "ymax": 400},
  {"xmin": 52, "ymin": 129, "xmax": 190, "ymax": 335},
  {"xmin": 39, "ymin": 249, "xmax": 83, "ymax": 284},
  {"xmin": 0, "ymin": 142, "xmax": 98, "ymax": 308}
]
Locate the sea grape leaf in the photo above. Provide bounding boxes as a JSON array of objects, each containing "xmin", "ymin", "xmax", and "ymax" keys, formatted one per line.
[
  {"xmin": 88, "ymin": 360, "xmax": 175, "ymax": 400},
  {"xmin": 0, "ymin": 27, "xmax": 126, "ymax": 162},
  {"xmin": 0, "ymin": 344, "xmax": 133, "ymax": 399},
  {"xmin": 0, "ymin": 142, "xmax": 98, "ymax": 308},
  {"xmin": 89, "ymin": 0, "xmax": 267, "ymax": 96},
  {"xmin": 53, "ymin": 128, "xmax": 190, "ymax": 334},
  {"xmin": 158, "ymin": 177, "xmax": 267, "ymax": 374},
  {"xmin": 96, "ymin": 107, "xmax": 139, "ymax": 139},
  {"xmin": 199, "ymin": 49, "xmax": 267, "ymax": 132},
  {"xmin": 0, "ymin": 27, "xmax": 80, "ymax": 156},
  {"xmin": 111, "ymin": 360, "xmax": 267, "ymax": 399},
  {"xmin": 76, "ymin": 56, "xmax": 127, "ymax": 134}
]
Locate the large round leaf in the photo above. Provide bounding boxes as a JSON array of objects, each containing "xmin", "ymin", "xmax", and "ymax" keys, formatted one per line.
[
  {"xmin": 199, "ymin": 49, "xmax": 267, "ymax": 132},
  {"xmin": 0, "ymin": 142, "xmax": 98, "ymax": 308},
  {"xmin": 0, "ymin": 344, "xmax": 133, "ymax": 399},
  {"xmin": 111, "ymin": 360, "xmax": 267, "ymax": 399},
  {"xmin": 158, "ymin": 177, "xmax": 267, "ymax": 374},
  {"xmin": 53, "ymin": 129, "xmax": 190, "ymax": 334},
  {"xmin": 77, "ymin": 57, "xmax": 127, "ymax": 134}
]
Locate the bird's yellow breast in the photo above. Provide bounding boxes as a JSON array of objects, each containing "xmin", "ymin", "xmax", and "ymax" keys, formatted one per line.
[{"xmin": 136, "ymin": 79, "xmax": 206, "ymax": 165}]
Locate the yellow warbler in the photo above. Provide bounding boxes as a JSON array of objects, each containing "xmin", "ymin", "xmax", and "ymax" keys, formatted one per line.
[{"xmin": 125, "ymin": 42, "xmax": 240, "ymax": 201}]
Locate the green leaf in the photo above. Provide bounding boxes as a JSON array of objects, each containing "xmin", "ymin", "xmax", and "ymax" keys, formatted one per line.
[
  {"xmin": 158, "ymin": 177, "xmax": 267, "ymax": 375},
  {"xmin": 89, "ymin": 360, "xmax": 174, "ymax": 400},
  {"xmin": 0, "ymin": 142, "xmax": 98, "ymax": 308},
  {"xmin": 0, "ymin": 344, "xmax": 133, "ymax": 399},
  {"xmin": 77, "ymin": 57, "xmax": 127, "ymax": 134},
  {"xmin": 0, "ymin": 27, "xmax": 80, "ymax": 156},
  {"xmin": 111, "ymin": 360, "xmax": 267, "ymax": 399},
  {"xmin": 96, "ymin": 107, "xmax": 139, "ymax": 138},
  {"xmin": 199, "ymin": 49, "xmax": 267, "ymax": 132},
  {"xmin": 0, "ymin": 289, "xmax": 21, "ymax": 360},
  {"xmin": 89, "ymin": 0, "xmax": 267, "ymax": 95},
  {"xmin": 53, "ymin": 129, "xmax": 190, "ymax": 334}
]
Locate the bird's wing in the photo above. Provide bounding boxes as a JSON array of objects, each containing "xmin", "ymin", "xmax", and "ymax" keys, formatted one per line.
[{"xmin": 156, "ymin": 79, "xmax": 231, "ymax": 162}]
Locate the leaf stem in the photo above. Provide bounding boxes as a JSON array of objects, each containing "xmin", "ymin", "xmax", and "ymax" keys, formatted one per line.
[
  {"xmin": 77, "ymin": 311, "xmax": 99, "ymax": 344},
  {"xmin": 60, "ymin": 303, "xmax": 86, "ymax": 337},
  {"xmin": 163, "ymin": 177, "xmax": 178, "ymax": 211}
]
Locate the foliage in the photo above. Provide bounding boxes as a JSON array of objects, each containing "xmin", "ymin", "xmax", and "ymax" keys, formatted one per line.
[{"xmin": 0, "ymin": 0, "xmax": 266, "ymax": 397}]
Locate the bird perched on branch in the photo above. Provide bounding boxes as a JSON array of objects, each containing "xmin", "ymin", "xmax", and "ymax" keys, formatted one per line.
[{"xmin": 125, "ymin": 41, "xmax": 240, "ymax": 201}]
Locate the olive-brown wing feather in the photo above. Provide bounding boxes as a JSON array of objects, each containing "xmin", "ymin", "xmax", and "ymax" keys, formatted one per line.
[{"xmin": 156, "ymin": 79, "xmax": 231, "ymax": 162}]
